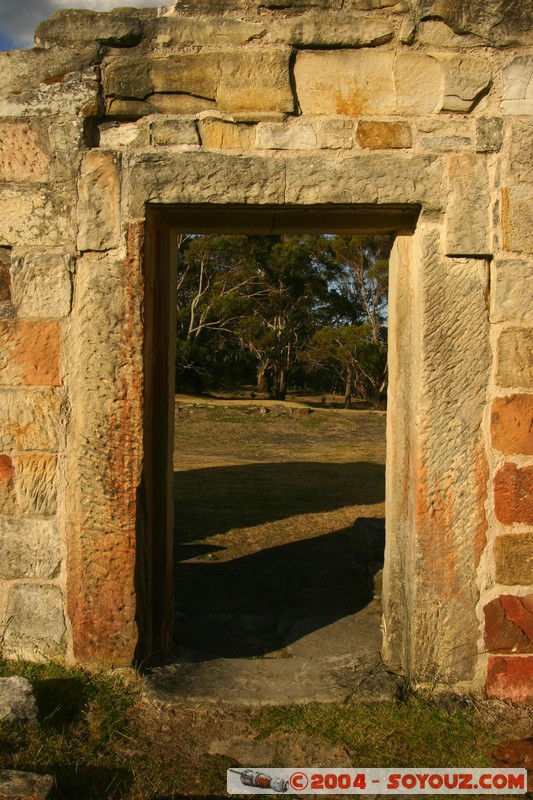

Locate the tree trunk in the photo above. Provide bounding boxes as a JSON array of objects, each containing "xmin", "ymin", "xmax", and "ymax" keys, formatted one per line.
[
  {"xmin": 278, "ymin": 367, "xmax": 287, "ymax": 401},
  {"xmin": 257, "ymin": 363, "xmax": 270, "ymax": 393},
  {"xmin": 343, "ymin": 366, "xmax": 353, "ymax": 409}
]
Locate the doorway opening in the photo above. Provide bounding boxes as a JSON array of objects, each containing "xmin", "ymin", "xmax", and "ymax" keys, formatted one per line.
[{"xmin": 140, "ymin": 205, "xmax": 419, "ymax": 703}]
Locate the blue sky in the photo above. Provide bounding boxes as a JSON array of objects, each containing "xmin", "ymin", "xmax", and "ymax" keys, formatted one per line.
[{"xmin": 0, "ymin": 0, "xmax": 163, "ymax": 50}]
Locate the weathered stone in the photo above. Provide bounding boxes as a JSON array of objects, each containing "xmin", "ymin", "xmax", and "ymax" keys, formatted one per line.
[
  {"xmin": 490, "ymin": 260, "xmax": 533, "ymax": 323},
  {"xmin": 103, "ymin": 56, "xmax": 153, "ymax": 100},
  {"xmin": 283, "ymin": 154, "xmax": 442, "ymax": 210},
  {"xmin": 35, "ymin": 9, "xmax": 143, "ymax": 48},
  {"xmin": 395, "ymin": 53, "xmax": 442, "ymax": 115},
  {"xmin": 0, "ymin": 770, "xmax": 53, "ymax": 800},
  {"xmin": 0, "ymin": 678, "xmax": 37, "ymax": 722},
  {"xmin": 0, "ymin": 249, "xmax": 11, "ymax": 305},
  {"xmin": 315, "ymin": 119, "xmax": 354, "ymax": 149},
  {"xmin": 65, "ymin": 230, "xmax": 144, "ymax": 664},
  {"xmin": 507, "ymin": 121, "xmax": 533, "ymax": 185},
  {"xmin": 256, "ymin": 123, "xmax": 316, "ymax": 150},
  {"xmin": 502, "ymin": 57, "xmax": 533, "ymax": 115},
  {"xmin": 484, "ymin": 595, "xmax": 533, "ymax": 653},
  {"xmin": 496, "ymin": 328, "xmax": 533, "ymax": 388},
  {"xmin": 127, "ymin": 152, "xmax": 286, "ymax": 217},
  {"xmin": 48, "ymin": 120, "xmax": 84, "ymax": 172},
  {"xmin": 0, "ymin": 389, "xmax": 60, "ymax": 452},
  {"xmin": 295, "ymin": 51, "xmax": 396, "ymax": 115},
  {"xmin": 16, "ymin": 455, "xmax": 57, "ymax": 517},
  {"xmin": 0, "ymin": 187, "xmax": 72, "ymax": 248},
  {"xmin": 476, "ymin": 117, "xmax": 503, "ymax": 153},
  {"xmin": 420, "ymin": 135, "xmax": 471, "ymax": 151},
  {"xmin": 268, "ymin": 14, "xmax": 394, "ymax": 47},
  {"xmin": 399, "ymin": 18, "xmax": 416, "ymax": 45},
  {"xmin": 11, "ymin": 253, "xmax": 72, "ymax": 320},
  {"xmin": 0, "ymin": 122, "xmax": 50, "ymax": 184},
  {"xmin": 77, "ymin": 151, "xmax": 121, "ymax": 252},
  {"xmin": 419, "ymin": 0, "xmax": 533, "ymax": 46},
  {"xmin": 0, "ymin": 47, "xmax": 99, "ymax": 99},
  {"xmin": 147, "ymin": 17, "xmax": 267, "ymax": 48},
  {"xmin": 258, "ymin": 0, "xmax": 342, "ymax": 7},
  {"xmin": 491, "ymin": 396, "xmax": 533, "ymax": 456},
  {"xmin": 217, "ymin": 49, "xmax": 294, "ymax": 115},
  {"xmin": 502, "ymin": 187, "xmax": 533, "ymax": 254},
  {"xmin": 486, "ymin": 656, "xmax": 533, "ymax": 704},
  {"xmin": 356, "ymin": 121, "xmax": 412, "ymax": 149},
  {"xmin": 418, "ymin": 20, "xmax": 484, "ymax": 47},
  {"xmin": 98, "ymin": 121, "xmax": 149, "ymax": 149},
  {"xmin": 494, "ymin": 467, "xmax": 533, "ymax": 527},
  {"xmin": 175, "ymin": 0, "xmax": 247, "ymax": 8},
  {"xmin": 0, "ymin": 454, "xmax": 15, "ymax": 514},
  {"xmin": 0, "ymin": 519, "xmax": 60, "ymax": 580},
  {"xmin": 198, "ymin": 120, "xmax": 253, "ymax": 150},
  {"xmin": 437, "ymin": 54, "xmax": 492, "ymax": 113},
  {"xmin": 446, "ymin": 155, "xmax": 489, "ymax": 256},
  {"xmin": 4, "ymin": 584, "xmax": 66, "ymax": 660},
  {"xmin": 151, "ymin": 119, "xmax": 199, "ymax": 147},
  {"xmin": 0, "ymin": 323, "xmax": 60, "ymax": 387},
  {"xmin": 146, "ymin": 94, "xmax": 216, "ymax": 115}
]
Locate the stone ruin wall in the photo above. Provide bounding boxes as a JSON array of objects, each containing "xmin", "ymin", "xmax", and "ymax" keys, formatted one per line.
[{"xmin": 0, "ymin": 0, "xmax": 531, "ymax": 702}]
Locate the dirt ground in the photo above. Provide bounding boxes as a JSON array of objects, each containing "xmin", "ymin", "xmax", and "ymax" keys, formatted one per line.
[{"xmin": 172, "ymin": 394, "xmax": 386, "ymax": 658}]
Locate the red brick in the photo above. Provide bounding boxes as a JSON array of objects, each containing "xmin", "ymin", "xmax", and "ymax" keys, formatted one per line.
[
  {"xmin": 491, "ymin": 739, "xmax": 533, "ymax": 792},
  {"xmin": 484, "ymin": 595, "xmax": 533, "ymax": 653},
  {"xmin": 494, "ymin": 463, "xmax": 533, "ymax": 525},
  {"xmin": 486, "ymin": 656, "xmax": 533, "ymax": 704},
  {"xmin": 491, "ymin": 394, "xmax": 533, "ymax": 456},
  {"xmin": 0, "ymin": 322, "xmax": 60, "ymax": 386}
]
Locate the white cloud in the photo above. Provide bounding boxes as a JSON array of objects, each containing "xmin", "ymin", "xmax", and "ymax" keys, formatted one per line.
[{"xmin": 0, "ymin": 0, "xmax": 164, "ymax": 49}]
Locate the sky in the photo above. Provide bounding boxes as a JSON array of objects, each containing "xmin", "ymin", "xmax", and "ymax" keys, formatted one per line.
[{"xmin": 0, "ymin": 0, "xmax": 164, "ymax": 50}]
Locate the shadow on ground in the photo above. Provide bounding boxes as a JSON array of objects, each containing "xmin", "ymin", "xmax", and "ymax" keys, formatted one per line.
[{"xmin": 173, "ymin": 460, "xmax": 385, "ymax": 543}]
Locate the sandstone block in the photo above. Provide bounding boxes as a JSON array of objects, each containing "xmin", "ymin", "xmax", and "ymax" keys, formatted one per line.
[
  {"xmin": 151, "ymin": 119, "xmax": 199, "ymax": 147},
  {"xmin": 0, "ymin": 122, "xmax": 50, "ymax": 184},
  {"xmin": 399, "ymin": 18, "xmax": 416, "ymax": 45},
  {"xmin": 0, "ymin": 771, "xmax": 53, "ymax": 800},
  {"xmin": 0, "ymin": 389, "xmax": 60, "ymax": 452},
  {"xmin": 502, "ymin": 57, "xmax": 533, "ymax": 115},
  {"xmin": 147, "ymin": 17, "xmax": 266, "ymax": 48},
  {"xmin": 0, "ymin": 454, "xmax": 15, "ymax": 515},
  {"xmin": 11, "ymin": 253, "xmax": 72, "ymax": 320},
  {"xmin": 35, "ymin": 9, "xmax": 143, "ymax": 48},
  {"xmin": 126, "ymin": 152, "xmax": 286, "ymax": 217},
  {"xmin": 103, "ymin": 56, "xmax": 153, "ymax": 100},
  {"xmin": 476, "ymin": 117, "xmax": 503, "ymax": 153},
  {"xmin": 1, "ymin": 390, "xmax": 60, "ymax": 456},
  {"xmin": 502, "ymin": 186, "xmax": 533, "ymax": 254},
  {"xmin": 77, "ymin": 151, "xmax": 121, "ymax": 252},
  {"xmin": 4, "ymin": 584, "xmax": 66, "ymax": 660},
  {"xmin": 491, "ymin": 395, "xmax": 533, "ymax": 456},
  {"xmin": 295, "ymin": 51, "xmax": 396, "ymax": 115},
  {"xmin": 394, "ymin": 53, "xmax": 441, "ymax": 115},
  {"xmin": 147, "ymin": 95, "xmax": 216, "ymax": 116},
  {"xmin": 494, "ymin": 467, "xmax": 533, "ymax": 527},
  {"xmin": 420, "ymin": 0, "xmax": 533, "ymax": 45},
  {"xmin": 198, "ymin": 120, "xmax": 253, "ymax": 150},
  {"xmin": 48, "ymin": 120, "xmax": 84, "ymax": 172},
  {"xmin": 0, "ymin": 47, "xmax": 99, "ymax": 99},
  {"xmin": 284, "ymin": 154, "xmax": 442, "ymax": 209},
  {"xmin": 496, "ymin": 328, "xmax": 533, "ymax": 388},
  {"xmin": 0, "ymin": 678, "xmax": 37, "ymax": 722},
  {"xmin": 419, "ymin": 135, "xmax": 471, "ymax": 151},
  {"xmin": 256, "ymin": 123, "xmax": 316, "ymax": 150},
  {"xmin": 484, "ymin": 594, "xmax": 533, "ymax": 653},
  {"xmin": 437, "ymin": 54, "xmax": 492, "ymax": 112},
  {"xmin": 356, "ymin": 121, "xmax": 412, "ymax": 149},
  {"xmin": 177, "ymin": 0, "xmax": 247, "ymax": 7},
  {"xmin": 0, "ymin": 519, "xmax": 60, "ymax": 580},
  {"xmin": 16, "ymin": 454, "xmax": 57, "ymax": 517},
  {"xmin": 507, "ymin": 121, "xmax": 533, "ymax": 185},
  {"xmin": 445, "ymin": 155, "xmax": 489, "ymax": 256},
  {"xmin": 418, "ymin": 20, "xmax": 483, "ymax": 47},
  {"xmin": 268, "ymin": 14, "xmax": 394, "ymax": 47},
  {"xmin": 0, "ymin": 187, "xmax": 72, "ymax": 248},
  {"xmin": 217, "ymin": 50, "xmax": 294, "ymax": 115},
  {"xmin": 490, "ymin": 260, "xmax": 533, "ymax": 323},
  {"xmin": 258, "ymin": 0, "xmax": 342, "ymax": 7},
  {"xmin": 0, "ymin": 322, "xmax": 60, "ymax": 387},
  {"xmin": 98, "ymin": 121, "xmax": 149, "ymax": 149},
  {"xmin": 486, "ymin": 656, "xmax": 533, "ymax": 704},
  {"xmin": 316, "ymin": 119, "xmax": 354, "ymax": 149},
  {"xmin": 0, "ymin": 248, "xmax": 11, "ymax": 304}
]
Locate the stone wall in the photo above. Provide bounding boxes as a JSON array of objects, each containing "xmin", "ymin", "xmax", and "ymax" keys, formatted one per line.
[{"xmin": 0, "ymin": 0, "xmax": 531, "ymax": 702}]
